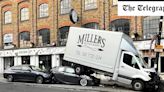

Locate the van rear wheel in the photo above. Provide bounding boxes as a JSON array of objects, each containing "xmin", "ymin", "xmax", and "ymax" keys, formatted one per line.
[{"xmin": 132, "ymin": 80, "xmax": 144, "ymax": 91}]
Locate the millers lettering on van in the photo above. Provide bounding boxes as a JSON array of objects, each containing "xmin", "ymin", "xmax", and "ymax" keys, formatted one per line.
[{"xmin": 77, "ymin": 34, "xmax": 106, "ymax": 48}]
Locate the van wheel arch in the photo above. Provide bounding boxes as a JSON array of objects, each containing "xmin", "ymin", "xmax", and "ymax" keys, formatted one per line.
[{"xmin": 132, "ymin": 79, "xmax": 145, "ymax": 91}]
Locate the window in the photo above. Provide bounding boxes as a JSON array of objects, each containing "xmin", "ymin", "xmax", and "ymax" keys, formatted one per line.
[
  {"xmin": 39, "ymin": 3, "xmax": 48, "ymax": 18},
  {"xmin": 20, "ymin": 32, "xmax": 30, "ymax": 41},
  {"xmin": 3, "ymin": 34, "xmax": 13, "ymax": 46},
  {"xmin": 59, "ymin": 26, "xmax": 70, "ymax": 46},
  {"xmin": 60, "ymin": 0, "xmax": 71, "ymax": 14},
  {"xmin": 58, "ymin": 67, "xmax": 65, "ymax": 72},
  {"xmin": 143, "ymin": 16, "xmax": 160, "ymax": 39},
  {"xmin": 123, "ymin": 54, "xmax": 139, "ymax": 69},
  {"xmin": 65, "ymin": 67, "xmax": 75, "ymax": 74},
  {"xmin": 4, "ymin": 11, "xmax": 12, "ymax": 24},
  {"xmin": 19, "ymin": 32, "xmax": 30, "ymax": 48},
  {"xmin": 11, "ymin": 66, "xmax": 21, "ymax": 70},
  {"xmin": 85, "ymin": 0, "xmax": 97, "ymax": 10},
  {"xmin": 20, "ymin": 8, "xmax": 29, "ymax": 21},
  {"xmin": 110, "ymin": 19, "xmax": 130, "ymax": 35},
  {"xmin": 22, "ymin": 66, "xmax": 31, "ymax": 71},
  {"xmin": 83, "ymin": 22, "xmax": 99, "ymax": 29},
  {"xmin": 22, "ymin": 56, "xmax": 30, "ymax": 64},
  {"xmin": 112, "ymin": 0, "xmax": 117, "ymax": 6},
  {"xmin": 38, "ymin": 29, "xmax": 50, "ymax": 46}
]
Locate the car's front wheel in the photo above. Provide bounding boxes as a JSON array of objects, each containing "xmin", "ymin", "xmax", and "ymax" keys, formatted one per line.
[
  {"xmin": 36, "ymin": 76, "xmax": 44, "ymax": 84},
  {"xmin": 80, "ymin": 78, "xmax": 88, "ymax": 86},
  {"xmin": 7, "ymin": 75, "xmax": 13, "ymax": 82}
]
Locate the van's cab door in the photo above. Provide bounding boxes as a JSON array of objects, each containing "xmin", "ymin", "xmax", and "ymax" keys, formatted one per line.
[{"xmin": 118, "ymin": 51, "xmax": 141, "ymax": 84}]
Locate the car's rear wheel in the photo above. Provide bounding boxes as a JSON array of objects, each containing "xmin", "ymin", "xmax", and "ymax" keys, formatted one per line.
[
  {"xmin": 36, "ymin": 76, "xmax": 44, "ymax": 84},
  {"xmin": 80, "ymin": 78, "xmax": 88, "ymax": 86},
  {"xmin": 7, "ymin": 75, "xmax": 13, "ymax": 82}
]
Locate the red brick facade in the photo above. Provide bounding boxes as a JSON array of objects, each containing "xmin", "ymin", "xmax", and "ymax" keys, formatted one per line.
[{"xmin": 0, "ymin": 0, "xmax": 143, "ymax": 49}]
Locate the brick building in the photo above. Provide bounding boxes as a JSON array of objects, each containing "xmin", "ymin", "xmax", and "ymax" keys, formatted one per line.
[
  {"xmin": 1, "ymin": 0, "xmax": 164, "ymax": 73},
  {"xmin": 0, "ymin": 0, "xmax": 143, "ymax": 48}
]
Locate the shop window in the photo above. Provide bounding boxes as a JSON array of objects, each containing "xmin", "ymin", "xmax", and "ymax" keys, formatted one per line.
[
  {"xmin": 59, "ymin": 26, "xmax": 70, "ymax": 46},
  {"xmin": 143, "ymin": 16, "xmax": 160, "ymax": 39},
  {"xmin": 19, "ymin": 31, "xmax": 30, "ymax": 48},
  {"xmin": 85, "ymin": 0, "xmax": 97, "ymax": 10},
  {"xmin": 4, "ymin": 57, "xmax": 14, "ymax": 69},
  {"xmin": 22, "ymin": 56, "xmax": 30, "ymax": 64},
  {"xmin": 110, "ymin": 19, "xmax": 130, "ymax": 35},
  {"xmin": 60, "ymin": 0, "xmax": 71, "ymax": 14},
  {"xmin": 20, "ymin": 8, "xmax": 29, "ymax": 21},
  {"xmin": 83, "ymin": 22, "xmax": 99, "ymax": 29},
  {"xmin": 39, "ymin": 55, "xmax": 51, "ymax": 71},
  {"xmin": 39, "ymin": 3, "xmax": 49, "ymax": 18},
  {"xmin": 38, "ymin": 29, "xmax": 50, "ymax": 46},
  {"xmin": 4, "ymin": 11, "xmax": 12, "ymax": 24}
]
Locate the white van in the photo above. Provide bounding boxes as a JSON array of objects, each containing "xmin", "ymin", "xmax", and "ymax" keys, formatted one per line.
[{"xmin": 64, "ymin": 27, "xmax": 160, "ymax": 91}]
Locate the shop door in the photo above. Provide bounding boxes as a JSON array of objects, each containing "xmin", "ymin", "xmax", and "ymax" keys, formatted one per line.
[
  {"xmin": 39, "ymin": 55, "xmax": 51, "ymax": 71},
  {"xmin": 4, "ymin": 57, "xmax": 14, "ymax": 69},
  {"xmin": 22, "ymin": 56, "xmax": 30, "ymax": 64},
  {"xmin": 161, "ymin": 57, "xmax": 164, "ymax": 72}
]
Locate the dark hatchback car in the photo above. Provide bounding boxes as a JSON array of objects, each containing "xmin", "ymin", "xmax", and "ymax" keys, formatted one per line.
[
  {"xmin": 3, "ymin": 65, "xmax": 51, "ymax": 84},
  {"xmin": 51, "ymin": 66, "xmax": 100, "ymax": 86}
]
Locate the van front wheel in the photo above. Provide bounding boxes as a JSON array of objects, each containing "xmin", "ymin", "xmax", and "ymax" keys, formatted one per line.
[{"xmin": 132, "ymin": 80, "xmax": 144, "ymax": 91}]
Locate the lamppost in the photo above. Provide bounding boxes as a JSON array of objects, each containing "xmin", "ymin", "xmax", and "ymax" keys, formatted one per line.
[{"xmin": 155, "ymin": 16, "xmax": 163, "ymax": 72}]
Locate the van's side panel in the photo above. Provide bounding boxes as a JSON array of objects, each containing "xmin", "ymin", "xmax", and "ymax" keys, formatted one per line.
[{"xmin": 64, "ymin": 27, "xmax": 123, "ymax": 73}]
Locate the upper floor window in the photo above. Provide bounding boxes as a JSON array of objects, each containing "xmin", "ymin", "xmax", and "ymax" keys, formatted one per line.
[
  {"xmin": 83, "ymin": 22, "xmax": 99, "ymax": 29},
  {"xmin": 85, "ymin": 0, "xmax": 97, "ymax": 10},
  {"xmin": 4, "ymin": 11, "xmax": 12, "ymax": 24},
  {"xmin": 39, "ymin": 3, "xmax": 49, "ymax": 18},
  {"xmin": 143, "ymin": 16, "xmax": 160, "ymax": 39},
  {"xmin": 19, "ymin": 31, "xmax": 30, "ymax": 48},
  {"xmin": 38, "ymin": 29, "xmax": 50, "ymax": 46},
  {"xmin": 110, "ymin": 19, "xmax": 130, "ymax": 35},
  {"xmin": 60, "ymin": 0, "xmax": 71, "ymax": 14},
  {"xmin": 20, "ymin": 8, "xmax": 29, "ymax": 21},
  {"xmin": 59, "ymin": 26, "xmax": 70, "ymax": 46},
  {"xmin": 20, "ymin": 31, "xmax": 30, "ymax": 41},
  {"xmin": 112, "ymin": 0, "xmax": 117, "ymax": 6}
]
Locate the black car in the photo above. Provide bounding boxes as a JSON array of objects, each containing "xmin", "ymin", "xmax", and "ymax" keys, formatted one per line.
[
  {"xmin": 3, "ymin": 65, "xmax": 51, "ymax": 84},
  {"xmin": 51, "ymin": 66, "xmax": 100, "ymax": 86}
]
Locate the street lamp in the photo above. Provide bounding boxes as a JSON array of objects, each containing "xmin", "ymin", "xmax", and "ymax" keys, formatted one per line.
[{"xmin": 155, "ymin": 16, "xmax": 163, "ymax": 72}]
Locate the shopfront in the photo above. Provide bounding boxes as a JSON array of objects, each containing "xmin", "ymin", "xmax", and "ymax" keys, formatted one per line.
[
  {"xmin": 134, "ymin": 39, "xmax": 164, "ymax": 73},
  {"xmin": 0, "ymin": 47, "xmax": 65, "ymax": 73}
]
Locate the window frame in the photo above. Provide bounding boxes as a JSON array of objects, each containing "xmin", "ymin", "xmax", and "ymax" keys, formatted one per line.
[
  {"xmin": 39, "ymin": 3, "xmax": 49, "ymax": 18},
  {"xmin": 84, "ymin": 0, "xmax": 97, "ymax": 10},
  {"xmin": 20, "ymin": 8, "xmax": 29, "ymax": 21},
  {"xmin": 4, "ymin": 11, "xmax": 12, "ymax": 24},
  {"xmin": 38, "ymin": 29, "xmax": 50, "ymax": 46},
  {"xmin": 60, "ymin": 0, "xmax": 72, "ymax": 14},
  {"xmin": 143, "ymin": 16, "xmax": 160, "ymax": 39}
]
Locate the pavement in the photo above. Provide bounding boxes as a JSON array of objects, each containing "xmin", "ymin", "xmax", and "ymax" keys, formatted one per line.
[{"xmin": 0, "ymin": 74, "xmax": 135, "ymax": 92}]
